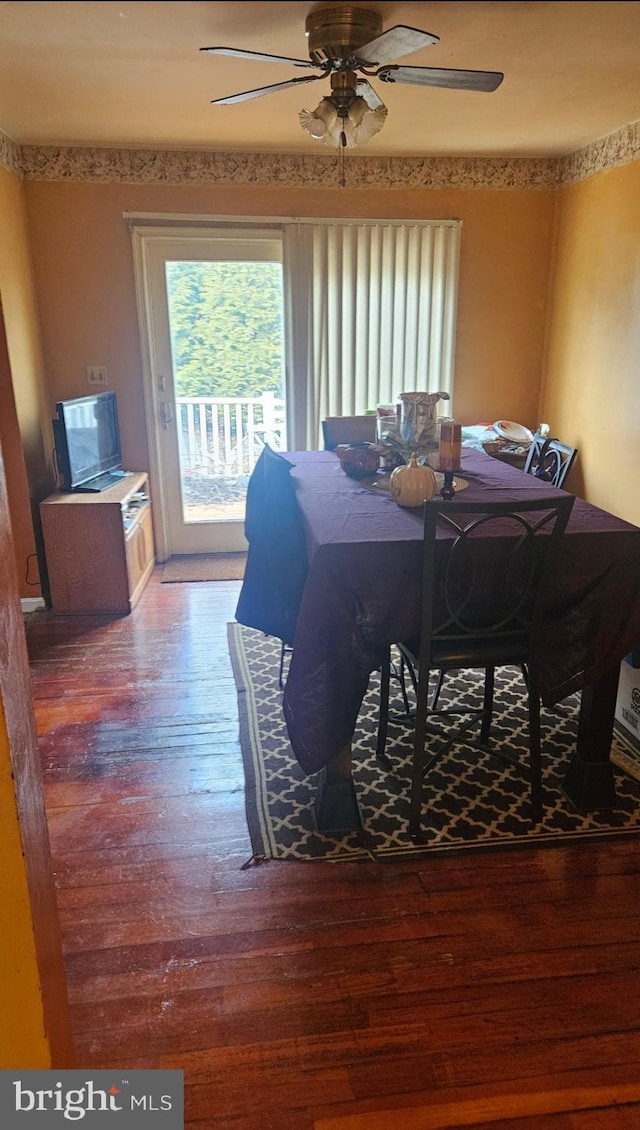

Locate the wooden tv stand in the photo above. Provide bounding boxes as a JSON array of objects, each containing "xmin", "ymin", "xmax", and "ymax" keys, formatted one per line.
[{"xmin": 40, "ymin": 472, "xmax": 155, "ymax": 615}]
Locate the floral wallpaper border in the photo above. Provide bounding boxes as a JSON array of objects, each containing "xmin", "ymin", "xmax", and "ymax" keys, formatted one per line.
[
  {"xmin": 0, "ymin": 130, "xmax": 21, "ymax": 176},
  {"xmin": 18, "ymin": 144, "xmax": 559, "ymax": 190},
  {"xmin": 557, "ymin": 119, "xmax": 640, "ymax": 187},
  {"xmin": 2, "ymin": 119, "xmax": 639, "ymax": 188}
]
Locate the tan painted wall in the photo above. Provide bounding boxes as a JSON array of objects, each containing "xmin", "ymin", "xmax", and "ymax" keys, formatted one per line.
[
  {"xmin": 23, "ymin": 179, "xmax": 555, "ymax": 474},
  {"xmin": 540, "ymin": 159, "xmax": 640, "ymax": 523},
  {"xmin": 0, "ymin": 166, "xmax": 54, "ymax": 598}
]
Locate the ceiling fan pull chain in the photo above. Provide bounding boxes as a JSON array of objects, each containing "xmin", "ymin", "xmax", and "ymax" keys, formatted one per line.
[{"xmin": 338, "ymin": 141, "xmax": 346, "ymax": 189}]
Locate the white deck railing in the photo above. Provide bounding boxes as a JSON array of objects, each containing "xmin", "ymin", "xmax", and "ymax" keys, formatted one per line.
[{"xmin": 176, "ymin": 392, "xmax": 286, "ymax": 479}]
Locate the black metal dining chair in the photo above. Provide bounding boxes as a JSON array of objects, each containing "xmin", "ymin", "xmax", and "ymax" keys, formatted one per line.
[
  {"xmin": 322, "ymin": 415, "xmax": 376, "ymax": 450},
  {"xmin": 523, "ymin": 434, "xmax": 577, "ymax": 489},
  {"xmin": 376, "ymin": 494, "xmax": 575, "ymax": 841},
  {"xmin": 427, "ymin": 435, "xmax": 577, "ymax": 713}
]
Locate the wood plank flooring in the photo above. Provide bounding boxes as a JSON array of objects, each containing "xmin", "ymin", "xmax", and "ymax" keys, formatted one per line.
[{"xmin": 27, "ymin": 570, "xmax": 640, "ymax": 1129}]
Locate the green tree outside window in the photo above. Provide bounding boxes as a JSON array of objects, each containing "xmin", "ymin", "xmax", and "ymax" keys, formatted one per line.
[{"xmin": 166, "ymin": 261, "xmax": 285, "ymax": 398}]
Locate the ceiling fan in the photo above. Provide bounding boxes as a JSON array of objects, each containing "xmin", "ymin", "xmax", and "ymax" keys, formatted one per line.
[{"xmin": 201, "ymin": 5, "xmax": 504, "ymax": 150}]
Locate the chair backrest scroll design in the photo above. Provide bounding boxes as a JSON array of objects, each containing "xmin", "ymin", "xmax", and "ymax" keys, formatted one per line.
[
  {"xmin": 421, "ymin": 496, "xmax": 576, "ymax": 670},
  {"xmin": 523, "ymin": 434, "xmax": 577, "ymax": 489}
]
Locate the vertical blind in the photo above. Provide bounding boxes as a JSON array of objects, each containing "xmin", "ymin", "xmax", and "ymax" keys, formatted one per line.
[{"xmin": 283, "ymin": 220, "xmax": 461, "ymax": 449}]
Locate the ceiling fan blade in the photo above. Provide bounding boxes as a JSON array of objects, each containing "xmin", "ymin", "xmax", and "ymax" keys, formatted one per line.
[
  {"xmin": 356, "ymin": 25, "xmax": 439, "ymax": 66},
  {"xmin": 210, "ymin": 73, "xmax": 324, "ymax": 106},
  {"xmin": 355, "ymin": 79, "xmax": 386, "ymax": 112},
  {"xmin": 200, "ymin": 46, "xmax": 315, "ymax": 69},
  {"xmin": 378, "ymin": 65, "xmax": 504, "ymax": 93}
]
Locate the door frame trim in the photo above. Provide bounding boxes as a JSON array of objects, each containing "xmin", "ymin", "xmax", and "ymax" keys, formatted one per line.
[{"xmin": 131, "ymin": 227, "xmax": 171, "ymax": 560}]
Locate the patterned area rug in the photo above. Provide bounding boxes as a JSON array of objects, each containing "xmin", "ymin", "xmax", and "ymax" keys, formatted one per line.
[
  {"xmin": 228, "ymin": 623, "xmax": 640, "ymax": 862},
  {"xmin": 162, "ymin": 553, "xmax": 246, "ymax": 582}
]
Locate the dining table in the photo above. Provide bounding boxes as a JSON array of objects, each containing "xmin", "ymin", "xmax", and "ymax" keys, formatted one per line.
[{"xmin": 235, "ymin": 445, "xmax": 640, "ymax": 831}]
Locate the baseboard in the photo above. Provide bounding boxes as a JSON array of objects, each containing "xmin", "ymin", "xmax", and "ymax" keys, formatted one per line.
[{"xmin": 21, "ymin": 597, "xmax": 46, "ymax": 613}]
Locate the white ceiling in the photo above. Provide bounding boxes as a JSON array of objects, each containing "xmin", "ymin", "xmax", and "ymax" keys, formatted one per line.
[{"xmin": 1, "ymin": 1, "xmax": 640, "ymax": 158}]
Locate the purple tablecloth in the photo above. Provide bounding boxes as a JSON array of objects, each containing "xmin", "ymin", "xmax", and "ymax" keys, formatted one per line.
[{"xmin": 237, "ymin": 448, "xmax": 640, "ymax": 776}]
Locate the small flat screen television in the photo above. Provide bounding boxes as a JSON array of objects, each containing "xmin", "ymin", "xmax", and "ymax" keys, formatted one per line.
[{"xmin": 53, "ymin": 391, "xmax": 123, "ymax": 491}]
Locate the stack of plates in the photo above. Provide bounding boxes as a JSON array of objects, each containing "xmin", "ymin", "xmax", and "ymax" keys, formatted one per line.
[{"xmin": 492, "ymin": 420, "xmax": 534, "ymax": 443}]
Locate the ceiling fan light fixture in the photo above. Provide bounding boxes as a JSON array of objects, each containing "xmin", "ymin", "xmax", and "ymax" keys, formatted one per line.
[
  {"xmin": 299, "ymin": 98, "xmax": 338, "ymax": 141},
  {"xmin": 299, "ymin": 95, "xmax": 386, "ymax": 148},
  {"xmin": 344, "ymin": 96, "xmax": 387, "ymax": 147},
  {"xmin": 309, "ymin": 117, "xmax": 329, "ymax": 140}
]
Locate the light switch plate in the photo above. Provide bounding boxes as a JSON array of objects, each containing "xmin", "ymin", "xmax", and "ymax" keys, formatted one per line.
[{"xmin": 87, "ymin": 365, "xmax": 108, "ymax": 386}]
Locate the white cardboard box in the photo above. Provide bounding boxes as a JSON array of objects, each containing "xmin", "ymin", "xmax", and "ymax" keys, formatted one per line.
[{"xmin": 615, "ymin": 658, "xmax": 640, "ymax": 745}]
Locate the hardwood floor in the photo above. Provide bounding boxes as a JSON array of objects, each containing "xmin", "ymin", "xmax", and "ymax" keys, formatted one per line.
[{"xmin": 27, "ymin": 570, "xmax": 640, "ymax": 1129}]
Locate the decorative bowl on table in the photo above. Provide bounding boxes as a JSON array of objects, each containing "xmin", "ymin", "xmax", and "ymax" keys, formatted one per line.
[{"xmin": 335, "ymin": 443, "xmax": 380, "ymax": 480}]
